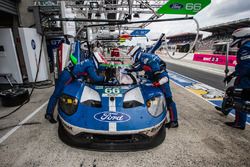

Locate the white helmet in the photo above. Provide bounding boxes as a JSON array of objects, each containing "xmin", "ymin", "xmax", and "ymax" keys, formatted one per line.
[
  {"xmin": 231, "ymin": 27, "xmax": 250, "ymax": 47},
  {"xmin": 127, "ymin": 46, "xmax": 141, "ymax": 57}
]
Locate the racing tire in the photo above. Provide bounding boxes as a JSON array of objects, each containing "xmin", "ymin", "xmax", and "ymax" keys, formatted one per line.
[{"xmin": 58, "ymin": 119, "xmax": 166, "ymax": 151}]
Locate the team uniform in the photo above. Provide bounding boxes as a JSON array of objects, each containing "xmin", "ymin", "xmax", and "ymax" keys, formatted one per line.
[
  {"xmin": 223, "ymin": 40, "xmax": 250, "ymax": 129},
  {"xmin": 45, "ymin": 58, "xmax": 104, "ymax": 123},
  {"xmin": 128, "ymin": 46, "xmax": 178, "ymax": 128},
  {"xmin": 218, "ymin": 27, "xmax": 250, "ymax": 130}
]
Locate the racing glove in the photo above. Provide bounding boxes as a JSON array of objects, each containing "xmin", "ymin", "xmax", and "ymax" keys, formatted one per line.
[
  {"xmin": 45, "ymin": 114, "xmax": 57, "ymax": 124},
  {"xmin": 153, "ymin": 82, "xmax": 161, "ymax": 87},
  {"xmin": 153, "ymin": 77, "xmax": 169, "ymax": 87},
  {"xmin": 223, "ymin": 72, "xmax": 236, "ymax": 84}
]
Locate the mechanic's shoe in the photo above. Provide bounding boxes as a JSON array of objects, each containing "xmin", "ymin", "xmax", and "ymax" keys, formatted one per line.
[
  {"xmin": 165, "ymin": 121, "xmax": 178, "ymax": 128},
  {"xmin": 45, "ymin": 114, "xmax": 57, "ymax": 124},
  {"xmin": 215, "ymin": 106, "xmax": 222, "ymax": 111},
  {"xmin": 225, "ymin": 122, "xmax": 245, "ymax": 130},
  {"xmin": 215, "ymin": 106, "xmax": 230, "ymax": 116}
]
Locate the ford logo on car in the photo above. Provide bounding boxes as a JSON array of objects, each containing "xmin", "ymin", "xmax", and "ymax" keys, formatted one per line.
[
  {"xmin": 170, "ymin": 3, "xmax": 183, "ymax": 10},
  {"xmin": 94, "ymin": 112, "xmax": 130, "ymax": 123}
]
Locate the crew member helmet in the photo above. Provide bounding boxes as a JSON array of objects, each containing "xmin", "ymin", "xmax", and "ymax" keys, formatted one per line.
[
  {"xmin": 231, "ymin": 27, "xmax": 250, "ymax": 47},
  {"xmin": 127, "ymin": 46, "xmax": 141, "ymax": 58}
]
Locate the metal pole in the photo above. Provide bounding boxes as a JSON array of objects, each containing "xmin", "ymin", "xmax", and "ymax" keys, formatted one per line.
[
  {"xmin": 225, "ymin": 42, "xmax": 230, "ymax": 87},
  {"xmin": 50, "ymin": 18, "xmax": 127, "ymax": 23},
  {"xmin": 165, "ymin": 18, "xmax": 200, "ymax": 60},
  {"xmin": 87, "ymin": 17, "xmax": 194, "ymax": 27},
  {"xmin": 128, "ymin": 0, "xmax": 132, "ymax": 19}
]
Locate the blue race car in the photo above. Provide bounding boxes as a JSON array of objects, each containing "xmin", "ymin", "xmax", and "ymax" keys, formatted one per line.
[{"xmin": 58, "ymin": 67, "xmax": 167, "ymax": 151}]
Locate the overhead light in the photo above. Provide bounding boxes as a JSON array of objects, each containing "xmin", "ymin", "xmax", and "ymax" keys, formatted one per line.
[
  {"xmin": 90, "ymin": 2, "xmax": 99, "ymax": 9},
  {"xmin": 133, "ymin": 13, "xmax": 140, "ymax": 18},
  {"xmin": 95, "ymin": 12, "xmax": 101, "ymax": 17}
]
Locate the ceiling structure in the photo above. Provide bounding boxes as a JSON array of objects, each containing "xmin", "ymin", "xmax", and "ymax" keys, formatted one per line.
[{"xmin": 32, "ymin": 0, "xmax": 169, "ymax": 35}]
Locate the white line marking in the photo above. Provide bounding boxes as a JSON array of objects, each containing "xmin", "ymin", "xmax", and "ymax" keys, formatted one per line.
[
  {"xmin": 168, "ymin": 71, "xmax": 250, "ymax": 126},
  {"xmin": 0, "ymin": 100, "xmax": 48, "ymax": 144}
]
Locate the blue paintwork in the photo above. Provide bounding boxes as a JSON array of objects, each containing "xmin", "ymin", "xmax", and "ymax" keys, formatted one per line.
[{"xmin": 58, "ymin": 80, "xmax": 167, "ymax": 132}]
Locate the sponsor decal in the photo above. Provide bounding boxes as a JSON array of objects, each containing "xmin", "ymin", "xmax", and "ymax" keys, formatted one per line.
[
  {"xmin": 102, "ymin": 87, "xmax": 122, "ymax": 97},
  {"xmin": 193, "ymin": 53, "xmax": 237, "ymax": 67},
  {"xmin": 170, "ymin": 3, "xmax": 183, "ymax": 10},
  {"xmin": 95, "ymin": 86, "xmax": 103, "ymax": 89},
  {"xmin": 157, "ymin": 0, "xmax": 211, "ymax": 15},
  {"xmin": 31, "ymin": 39, "xmax": 36, "ymax": 50},
  {"xmin": 94, "ymin": 112, "xmax": 130, "ymax": 123},
  {"xmin": 241, "ymin": 55, "xmax": 250, "ymax": 60}
]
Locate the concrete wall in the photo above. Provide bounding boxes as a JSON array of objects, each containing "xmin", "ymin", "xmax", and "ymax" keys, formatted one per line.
[{"xmin": 18, "ymin": 0, "xmax": 35, "ymax": 27}]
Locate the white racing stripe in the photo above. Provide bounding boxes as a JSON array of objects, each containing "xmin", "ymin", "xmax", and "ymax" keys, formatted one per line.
[
  {"xmin": 0, "ymin": 100, "xmax": 48, "ymax": 144},
  {"xmin": 109, "ymin": 97, "xmax": 117, "ymax": 132}
]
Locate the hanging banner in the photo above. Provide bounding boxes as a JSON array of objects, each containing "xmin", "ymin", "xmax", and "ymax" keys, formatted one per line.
[
  {"xmin": 193, "ymin": 53, "xmax": 237, "ymax": 67},
  {"xmin": 130, "ymin": 29, "xmax": 150, "ymax": 37},
  {"xmin": 157, "ymin": 0, "xmax": 211, "ymax": 15}
]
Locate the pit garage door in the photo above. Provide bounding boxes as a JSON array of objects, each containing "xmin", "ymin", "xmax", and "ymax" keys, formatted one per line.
[{"xmin": 0, "ymin": 0, "xmax": 18, "ymax": 15}]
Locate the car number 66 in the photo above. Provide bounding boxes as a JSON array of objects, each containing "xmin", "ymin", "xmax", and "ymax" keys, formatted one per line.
[
  {"xmin": 185, "ymin": 3, "xmax": 202, "ymax": 12},
  {"xmin": 105, "ymin": 88, "xmax": 120, "ymax": 94}
]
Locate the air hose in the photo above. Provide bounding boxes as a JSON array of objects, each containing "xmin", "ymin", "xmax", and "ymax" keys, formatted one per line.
[{"xmin": 164, "ymin": 18, "xmax": 200, "ymax": 60}]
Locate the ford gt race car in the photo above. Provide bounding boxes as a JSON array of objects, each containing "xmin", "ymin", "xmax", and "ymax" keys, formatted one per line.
[{"xmin": 57, "ymin": 67, "xmax": 167, "ymax": 151}]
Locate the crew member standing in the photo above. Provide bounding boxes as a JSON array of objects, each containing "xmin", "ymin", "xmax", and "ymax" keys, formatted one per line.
[
  {"xmin": 126, "ymin": 45, "xmax": 178, "ymax": 128},
  {"xmin": 219, "ymin": 27, "xmax": 250, "ymax": 130}
]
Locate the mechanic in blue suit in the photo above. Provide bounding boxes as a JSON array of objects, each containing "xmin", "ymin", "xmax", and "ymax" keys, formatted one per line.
[
  {"xmin": 126, "ymin": 44, "xmax": 178, "ymax": 128},
  {"xmin": 45, "ymin": 57, "xmax": 105, "ymax": 123},
  {"xmin": 219, "ymin": 28, "xmax": 250, "ymax": 130}
]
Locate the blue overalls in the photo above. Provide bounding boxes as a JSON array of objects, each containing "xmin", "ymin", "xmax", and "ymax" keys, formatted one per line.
[
  {"xmin": 131, "ymin": 52, "xmax": 178, "ymax": 122},
  {"xmin": 46, "ymin": 58, "xmax": 104, "ymax": 118},
  {"xmin": 230, "ymin": 41, "xmax": 250, "ymax": 127}
]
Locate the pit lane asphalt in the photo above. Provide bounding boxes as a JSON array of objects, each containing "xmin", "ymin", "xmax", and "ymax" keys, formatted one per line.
[
  {"xmin": 166, "ymin": 62, "xmax": 226, "ymax": 90},
  {"xmin": 0, "ymin": 84, "xmax": 249, "ymax": 167}
]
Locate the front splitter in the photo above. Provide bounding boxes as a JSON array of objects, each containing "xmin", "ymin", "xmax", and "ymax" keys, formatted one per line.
[{"xmin": 58, "ymin": 120, "xmax": 166, "ymax": 152}]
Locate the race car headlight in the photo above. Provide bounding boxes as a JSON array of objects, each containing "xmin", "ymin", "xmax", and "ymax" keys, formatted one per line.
[
  {"xmin": 59, "ymin": 94, "xmax": 78, "ymax": 115},
  {"xmin": 82, "ymin": 100, "xmax": 102, "ymax": 108},
  {"xmin": 123, "ymin": 100, "xmax": 143, "ymax": 108},
  {"xmin": 146, "ymin": 95, "xmax": 166, "ymax": 117},
  {"xmin": 123, "ymin": 87, "xmax": 144, "ymax": 108},
  {"xmin": 80, "ymin": 86, "xmax": 102, "ymax": 108}
]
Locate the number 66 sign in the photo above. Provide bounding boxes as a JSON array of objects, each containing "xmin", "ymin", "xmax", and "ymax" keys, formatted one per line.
[{"xmin": 157, "ymin": 0, "xmax": 211, "ymax": 15}]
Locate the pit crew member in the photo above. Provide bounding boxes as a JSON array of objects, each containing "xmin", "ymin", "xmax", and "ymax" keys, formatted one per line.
[
  {"xmin": 45, "ymin": 57, "xmax": 105, "ymax": 123},
  {"xmin": 126, "ymin": 45, "xmax": 179, "ymax": 128},
  {"xmin": 219, "ymin": 27, "xmax": 250, "ymax": 130}
]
